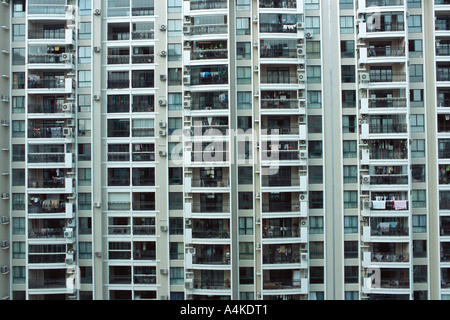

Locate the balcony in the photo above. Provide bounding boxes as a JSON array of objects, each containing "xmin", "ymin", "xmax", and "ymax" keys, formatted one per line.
[
  {"xmin": 360, "ymin": 97, "xmax": 407, "ymax": 113},
  {"xmin": 189, "ymin": 41, "xmax": 228, "ymax": 61},
  {"xmin": 192, "ymin": 245, "xmax": 230, "ymax": 265},
  {"xmin": 363, "ymin": 269, "xmax": 410, "ymax": 294},
  {"xmin": 28, "ymin": 121, "xmax": 73, "ymax": 141},
  {"xmin": 259, "ymin": 14, "xmax": 298, "ymax": 34},
  {"xmin": 190, "ymin": 66, "xmax": 228, "ymax": 86},
  {"xmin": 191, "ymin": 219, "xmax": 230, "ymax": 239},
  {"xmin": 28, "ymin": 152, "xmax": 73, "ymax": 169},
  {"xmin": 436, "ymin": 15, "xmax": 450, "ymax": 37},
  {"xmin": 28, "ymin": 219, "xmax": 66, "ymax": 240},
  {"xmin": 27, "ymin": 77, "xmax": 74, "ymax": 95},
  {"xmin": 359, "ymin": 46, "xmax": 406, "ymax": 65},
  {"xmin": 260, "ymin": 90, "xmax": 304, "ymax": 115},
  {"xmin": 259, "ymin": 0, "xmax": 297, "ymax": 9},
  {"xmin": 369, "ymin": 139, "xmax": 407, "ymax": 160},
  {"xmin": 28, "ymin": 27, "xmax": 74, "ymax": 46},
  {"xmin": 262, "ymin": 244, "xmax": 304, "ymax": 265},
  {"xmin": 263, "ymin": 270, "xmax": 306, "ymax": 292},
  {"xmin": 364, "ymin": 217, "xmax": 409, "ymax": 241},
  {"xmin": 28, "ymin": 53, "xmax": 74, "ymax": 70},
  {"xmin": 190, "ymin": 0, "xmax": 227, "ymax": 10},
  {"xmin": 28, "ymin": 195, "xmax": 72, "ymax": 215},
  {"xmin": 189, "ymin": 91, "xmax": 229, "ymax": 112}
]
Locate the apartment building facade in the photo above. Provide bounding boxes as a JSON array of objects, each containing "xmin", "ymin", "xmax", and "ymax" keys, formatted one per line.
[{"xmin": 0, "ymin": 0, "xmax": 448, "ymax": 301}]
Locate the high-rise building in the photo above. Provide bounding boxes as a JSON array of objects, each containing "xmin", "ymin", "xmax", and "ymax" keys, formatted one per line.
[{"xmin": 0, "ymin": 0, "xmax": 448, "ymax": 301}]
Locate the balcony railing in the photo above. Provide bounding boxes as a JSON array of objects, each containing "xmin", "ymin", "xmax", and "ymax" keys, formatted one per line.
[
  {"xmin": 193, "ymin": 254, "xmax": 230, "ymax": 265},
  {"xmin": 191, "ymin": 49, "xmax": 228, "ymax": 60},
  {"xmin": 190, "ymin": 25, "xmax": 228, "ymax": 36},
  {"xmin": 28, "ymin": 278, "xmax": 66, "ymax": 289},
  {"xmin": 369, "ymin": 123, "xmax": 407, "ymax": 134},
  {"xmin": 370, "ymin": 150, "xmax": 407, "ymax": 160},
  {"xmin": 28, "ymin": 126, "xmax": 64, "ymax": 139},
  {"xmin": 262, "ymin": 226, "xmax": 300, "ymax": 238},
  {"xmin": 263, "ymin": 252, "xmax": 301, "ymax": 264},
  {"xmin": 132, "ymin": 54, "xmax": 155, "ymax": 64},
  {"xmin": 28, "ymin": 5, "xmax": 67, "ymax": 15},
  {"xmin": 263, "ymin": 279, "xmax": 301, "ymax": 290},
  {"xmin": 192, "ymin": 229, "xmax": 230, "ymax": 239},
  {"xmin": 369, "ymin": 72, "xmax": 407, "ymax": 83},
  {"xmin": 261, "ymin": 126, "xmax": 299, "ymax": 135},
  {"xmin": 28, "ymin": 178, "xmax": 66, "ymax": 189},
  {"xmin": 28, "ymin": 53, "xmax": 65, "ymax": 64},
  {"xmin": 368, "ymin": 98, "xmax": 407, "ymax": 109},
  {"xmin": 191, "ymin": 178, "xmax": 229, "ymax": 188},
  {"xmin": 260, "ymin": 48, "xmax": 297, "ymax": 59},
  {"xmin": 370, "ymin": 199, "xmax": 408, "ymax": 210},
  {"xmin": 260, "ymin": 75, "xmax": 300, "ymax": 85},
  {"xmin": 261, "ymin": 177, "xmax": 301, "ymax": 187},
  {"xmin": 28, "ymin": 202, "xmax": 66, "ymax": 214},
  {"xmin": 366, "ymin": 0, "xmax": 404, "ymax": 7},
  {"xmin": 371, "ymin": 253, "xmax": 409, "ymax": 263},
  {"xmin": 190, "ymin": 0, "xmax": 228, "ymax": 10},
  {"xmin": 369, "ymin": 175, "xmax": 408, "ymax": 185},
  {"xmin": 367, "ymin": 47, "xmax": 405, "ymax": 57},
  {"xmin": 261, "ymin": 150, "xmax": 299, "ymax": 161},
  {"xmin": 191, "ymin": 151, "xmax": 229, "ymax": 162},
  {"xmin": 262, "ymin": 202, "xmax": 301, "ymax": 212},
  {"xmin": 28, "ymin": 30, "xmax": 65, "ymax": 40},
  {"xmin": 28, "ymin": 153, "xmax": 65, "ymax": 164},
  {"xmin": 260, "ymin": 23, "xmax": 297, "ymax": 33},
  {"xmin": 192, "ymin": 203, "xmax": 230, "ymax": 213},
  {"xmin": 261, "ymin": 99, "xmax": 299, "ymax": 110},
  {"xmin": 28, "ymin": 78, "xmax": 66, "ymax": 89},
  {"xmin": 192, "ymin": 279, "xmax": 231, "ymax": 290},
  {"xmin": 259, "ymin": 0, "xmax": 297, "ymax": 8},
  {"xmin": 28, "ymin": 228, "xmax": 64, "ymax": 239}
]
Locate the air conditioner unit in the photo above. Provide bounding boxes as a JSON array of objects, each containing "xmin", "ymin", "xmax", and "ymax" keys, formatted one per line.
[
  {"xmin": 160, "ymin": 226, "xmax": 168, "ymax": 232},
  {"xmin": 298, "ymin": 73, "xmax": 305, "ymax": 82},
  {"xmin": 160, "ymin": 269, "xmax": 168, "ymax": 275},
  {"xmin": 297, "ymin": 46, "xmax": 306, "ymax": 56},
  {"xmin": 183, "ymin": 26, "xmax": 191, "ymax": 34},
  {"xmin": 298, "ymin": 116, "xmax": 305, "ymax": 124},
  {"xmin": 159, "ymin": 121, "xmax": 166, "ymax": 128},
  {"xmin": 62, "ymin": 103, "xmax": 73, "ymax": 112},
  {"xmin": 159, "ymin": 130, "xmax": 166, "ymax": 136},
  {"xmin": 0, "ymin": 216, "xmax": 9, "ymax": 224},
  {"xmin": 93, "ymin": 201, "xmax": 101, "ymax": 208},
  {"xmin": 67, "ymin": 119, "xmax": 75, "ymax": 127},
  {"xmin": 362, "ymin": 175, "xmax": 370, "ymax": 184},
  {"xmin": 93, "ymin": 95, "xmax": 101, "ymax": 101},
  {"xmin": 64, "ymin": 228, "xmax": 73, "ymax": 238},
  {"xmin": 1, "ymin": 266, "xmax": 9, "ymax": 274},
  {"xmin": 299, "ymin": 150, "xmax": 308, "ymax": 159},
  {"xmin": 254, "ymin": 65, "xmax": 258, "ymax": 72},
  {"xmin": 63, "ymin": 127, "xmax": 72, "ymax": 137},
  {"xmin": 62, "ymin": 53, "xmax": 71, "ymax": 61},
  {"xmin": 159, "ymin": 99, "xmax": 166, "ymax": 106},
  {"xmin": 300, "ymin": 140, "xmax": 307, "ymax": 146},
  {"xmin": 301, "ymin": 219, "xmax": 308, "ymax": 226},
  {"xmin": 363, "ymin": 199, "xmax": 371, "ymax": 209},
  {"xmin": 185, "ymin": 219, "xmax": 192, "ymax": 227},
  {"xmin": 1, "ymin": 240, "xmax": 9, "ymax": 248},
  {"xmin": 94, "ymin": 8, "xmax": 101, "ymax": 15},
  {"xmin": 1, "ymin": 193, "xmax": 9, "ymax": 199},
  {"xmin": 65, "ymin": 257, "xmax": 74, "ymax": 265},
  {"xmin": 159, "ymin": 150, "xmax": 166, "ymax": 157},
  {"xmin": 360, "ymin": 73, "xmax": 370, "ymax": 82},
  {"xmin": 185, "ymin": 280, "xmax": 194, "ymax": 289},
  {"xmin": 159, "ymin": 51, "xmax": 166, "ymax": 57},
  {"xmin": 160, "ymin": 74, "xmax": 166, "ymax": 81},
  {"xmin": 305, "ymin": 29, "xmax": 314, "ymax": 38},
  {"xmin": 359, "ymin": 119, "xmax": 366, "ymax": 125},
  {"xmin": 297, "ymin": 22, "xmax": 304, "ymax": 29},
  {"xmin": 94, "ymin": 46, "xmax": 101, "ymax": 53},
  {"xmin": 67, "ymin": 219, "xmax": 76, "ymax": 227},
  {"xmin": 184, "ymin": 100, "xmax": 191, "ymax": 109},
  {"xmin": 159, "ymin": 24, "xmax": 167, "ymax": 31},
  {"xmin": 183, "ymin": 75, "xmax": 191, "ymax": 84}
]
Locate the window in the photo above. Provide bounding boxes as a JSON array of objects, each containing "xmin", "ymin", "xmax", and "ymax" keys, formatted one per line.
[
  {"xmin": 345, "ymin": 266, "xmax": 358, "ymax": 283},
  {"xmin": 410, "ymin": 114, "xmax": 425, "ymax": 132},
  {"xmin": 414, "ymin": 266, "xmax": 427, "ymax": 283},
  {"xmin": 237, "ymin": 92, "xmax": 252, "ymax": 110},
  {"xmin": 169, "ymin": 167, "xmax": 183, "ymax": 185},
  {"xmin": 310, "ymin": 242, "xmax": 324, "ymax": 259},
  {"xmin": 170, "ymin": 268, "xmax": 184, "ymax": 285},
  {"xmin": 13, "ymin": 0, "xmax": 26, "ymax": 17},
  {"xmin": 237, "ymin": 42, "xmax": 251, "ymax": 60},
  {"xmin": 168, "ymin": 0, "xmax": 182, "ymax": 12},
  {"xmin": 12, "ymin": 145, "xmax": 24, "ymax": 162},
  {"xmin": 78, "ymin": 168, "xmax": 91, "ymax": 186},
  {"xmin": 305, "ymin": 16, "xmax": 320, "ymax": 34},
  {"xmin": 169, "ymin": 193, "xmax": 183, "ymax": 210},
  {"xmin": 409, "ymin": 64, "xmax": 423, "ymax": 82},
  {"xmin": 12, "ymin": 193, "xmax": 25, "ymax": 210},
  {"xmin": 308, "ymin": 91, "xmax": 322, "ymax": 109},
  {"xmin": 12, "ymin": 218, "xmax": 25, "ymax": 235},
  {"xmin": 310, "ymin": 192, "xmax": 323, "ymax": 210},
  {"xmin": 340, "ymin": 0, "xmax": 353, "ymax": 9},
  {"xmin": 240, "ymin": 267, "xmax": 254, "ymax": 285},
  {"xmin": 12, "ymin": 120, "xmax": 25, "ymax": 138},
  {"xmin": 344, "ymin": 192, "xmax": 358, "ymax": 209},
  {"xmin": 169, "ymin": 217, "xmax": 183, "ymax": 235},
  {"xmin": 12, "ymin": 72, "xmax": 25, "ymax": 89},
  {"xmin": 168, "ymin": 44, "xmax": 182, "ymax": 61},
  {"xmin": 78, "ymin": 193, "xmax": 91, "ymax": 210},
  {"xmin": 412, "ymin": 164, "xmax": 425, "ymax": 182},
  {"xmin": 78, "ymin": 143, "xmax": 91, "ymax": 161},
  {"xmin": 168, "ymin": 93, "xmax": 182, "ymax": 111},
  {"xmin": 408, "ymin": 15, "xmax": 422, "ymax": 33},
  {"xmin": 343, "ymin": 140, "xmax": 357, "ymax": 158},
  {"xmin": 170, "ymin": 242, "xmax": 184, "ymax": 260},
  {"xmin": 345, "ymin": 292, "xmax": 359, "ymax": 300},
  {"xmin": 236, "ymin": 18, "xmax": 250, "ymax": 35},
  {"xmin": 168, "ymin": 19, "xmax": 182, "ymax": 37},
  {"xmin": 79, "ymin": 0, "xmax": 91, "ymax": 15},
  {"xmin": 238, "ymin": 167, "xmax": 252, "ymax": 184},
  {"xmin": 341, "ymin": 40, "xmax": 355, "ymax": 58},
  {"xmin": 13, "ymin": 24, "xmax": 25, "ymax": 41},
  {"xmin": 342, "ymin": 90, "xmax": 356, "ymax": 108},
  {"xmin": 413, "ymin": 215, "xmax": 426, "ymax": 233},
  {"xmin": 344, "ymin": 216, "xmax": 358, "ymax": 234},
  {"xmin": 78, "ymin": 119, "xmax": 91, "ymax": 136},
  {"xmin": 237, "ymin": 67, "xmax": 251, "ymax": 84},
  {"xmin": 168, "ymin": 68, "xmax": 181, "ymax": 86},
  {"xmin": 308, "ymin": 115, "xmax": 322, "ymax": 133},
  {"xmin": 13, "ymin": 242, "xmax": 25, "ymax": 259},
  {"xmin": 340, "ymin": 16, "xmax": 354, "ymax": 34},
  {"xmin": 78, "ymin": 94, "xmax": 91, "ymax": 112},
  {"xmin": 168, "ymin": 117, "xmax": 182, "ymax": 135},
  {"xmin": 407, "ymin": 0, "xmax": 421, "ymax": 8},
  {"xmin": 412, "ymin": 190, "xmax": 426, "ymax": 208},
  {"xmin": 410, "ymin": 89, "xmax": 424, "ymax": 107},
  {"xmin": 308, "ymin": 141, "xmax": 322, "ymax": 158},
  {"xmin": 13, "ymin": 267, "xmax": 25, "ymax": 284},
  {"xmin": 239, "ymin": 217, "xmax": 253, "ymax": 235},
  {"xmin": 239, "ymin": 193, "xmax": 253, "ymax": 210},
  {"xmin": 342, "ymin": 65, "xmax": 355, "ymax": 83},
  {"xmin": 307, "ymin": 66, "xmax": 321, "ymax": 83},
  {"xmin": 305, "ymin": 0, "xmax": 320, "ymax": 10},
  {"xmin": 79, "ymin": 242, "xmax": 92, "ymax": 259},
  {"xmin": 309, "ymin": 166, "xmax": 323, "ymax": 184},
  {"xmin": 409, "ymin": 39, "xmax": 422, "ymax": 58},
  {"xmin": 12, "ymin": 48, "xmax": 25, "ymax": 65},
  {"xmin": 343, "ymin": 115, "xmax": 356, "ymax": 133},
  {"xmin": 12, "ymin": 96, "xmax": 25, "ymax": 114},
  {"xmin": 411, "ymin": 139, "xmax": 425, "ymax": 158},
  {"xmin": 237, "ymin": 0, "xmax": 250, "ymax": 10},
  {"xmin": 413, "ymin": 240, "xmax": 426, "ymax": 258},
  {"xmin": 306, "ymin": 41, "xmax": 321, "ymax": 59},
  {"xmin": 78, "ymin": 22, "xmax": 91, "ymax": 40},
  {"xmin": 239, "ymin": 242, "xmax": 253, "ymax": 260},
  {"xmin": 344, "ymin": 165, "xmax": 357, "ymax": 183},
  {"xmin": 78, "ymin": 46, "xmax": 91, "ymax": 64},
  {"xmin": 12, "ymin": 169, "xmax": 25, "ymax": 186},
  {"xmin": 310, "ymin": 266, "xmax": 324, "ymax": 284},
  {"xmin": 344, "ymin": 241, "xmax": 358, "ymax": 258}
]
